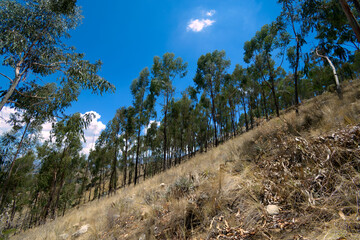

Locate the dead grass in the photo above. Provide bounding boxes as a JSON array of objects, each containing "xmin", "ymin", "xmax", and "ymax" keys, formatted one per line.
[{"xmin": 10, "ymin": 80, "xmax": 360, "ymax": 240}]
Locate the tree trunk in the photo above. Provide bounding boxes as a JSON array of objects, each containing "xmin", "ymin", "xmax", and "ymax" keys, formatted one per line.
[
  {"xmin": 316, "ymin": 48, "xmax": 342, "ymax": 98},
  {"xmin": 242, "ymin": 97, "xmax": 249, "ymax": 131},
  {"xmin": 123, "ymin": 140, "xmax": 128, "ymax": 187},
  {"xmin": 10, "ymin": 196, "xmax": 16, "ymax": 224},
  {"xmin": 0, "ymin": 65, "xmax": 22, "ymax": 112},
  {"xmin": 109, "ymin": 145, "xmax": 117, "ymax": 194},
  {"xmin": 339, "ymin": 0, "xmax": 360, "ymax": 43},
  {"xmin": 163, "ymin": 95, "xmax": 168, "ymax": 171},
  {"xmin": 134, "ymin": 126, "xmax": 141, "ymax": 185},
  {"xmin": 210, "ymin": 95, "xmax": 218, "ymax": 146},
  {"xmin": 42, "ymin": 169, "xmax": 57, "ymax": 222},
  {"xmin": 266, "ymin": 58, "xmax": 280, "ymax": 117},
  {"xmin": 52, "ymin": 169, "xmax": 66, "ymax": 219},
  {"xmin": 249, "ymin": 95, "xmax": 254, "ymax": 129},
  {"xmin": 0, "ymin": 120, "xmax": 31, "ymax": 209},
  {"xmin": 261, "ymin": 87, "xmax": 269, "ymax": 120},
  {"xmin": 294, "ymin": 38, "xmax": 300, "ymax": 114}
]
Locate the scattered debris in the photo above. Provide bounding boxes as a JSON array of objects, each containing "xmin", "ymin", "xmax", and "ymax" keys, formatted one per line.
[{"xmin": 71, "ymin": 224, "xmax": 90, "ymax": 238}]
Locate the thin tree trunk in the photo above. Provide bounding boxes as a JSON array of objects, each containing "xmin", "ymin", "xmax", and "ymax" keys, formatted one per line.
[
  {"xmin": 0, "ymin": 65, "xmax": 23, "ymax": 112},
  {"xmin": 266, "ymin": 58, "xmax": 280, "ymax": 117},
  {"xmin": 134, "ymin": 126, "xmax": 141, "ymax": 185},
  {"xmin": 316, "ymin": 48, "xmax": 342, "ymax": 98},
  {"xmin": 42, "ymin": 169, "xmax": 57, "ymax": 222},
  {"xmin": 339, "ymin": 0, "xmax": 360, "ymax": 43},
  {"xmin": 242, "ymin": 97, "xmax": 249, "ymax": 131},
  {"xmin": 52, "ymin": 170, "xmax": 66, "ymax": 219},
  {"xmin": 261, "ymin": 87, "xmax": 269, "ymax": 120},
  {"xmin": 0, "ymin": 120, "xmax": 31, "ymax": 209},
  {"xmin": 285, "ymin": 1, "xmax": 301, "ymax": 114},
  {"xmin": 249, "ymin": 96, "xmax": 254, "ymax": 129},
  {"xmin": 163, "ymin": 94, "xmax": 168, "ymax": 171},
  {"xmin": 10, "ymin": 195, "xmax": 16, "ymax": 223},
  {"xmin": 123, "ymin": 140, "xmax": 128, "ymax": 187},
  {"xmin": 294, "ymin": 39, "xmax": 300, "ymax": 114}
]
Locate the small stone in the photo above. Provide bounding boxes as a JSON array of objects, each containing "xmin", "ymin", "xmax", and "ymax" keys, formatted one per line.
[{"xmin": 266, "ymin": 205, "xmax": 280, "ymax": 215}]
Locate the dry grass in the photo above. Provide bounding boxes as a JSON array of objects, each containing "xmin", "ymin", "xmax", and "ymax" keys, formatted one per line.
[{"xmin": 10, "ymin": 80, "xmax": 360, "ymax": 240}]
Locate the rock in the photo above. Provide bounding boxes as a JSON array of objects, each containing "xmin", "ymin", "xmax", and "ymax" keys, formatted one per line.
[
  {"xmin": 72, "ymin": 224, "xmax": 90, "ymax": 238},
  {"xmin": 59, "ymin": 233, "xmax": 69, "ymax": 240},
  {"xmin": 266, "ymin": 205, "xmax": 280, "ymax": 215}
]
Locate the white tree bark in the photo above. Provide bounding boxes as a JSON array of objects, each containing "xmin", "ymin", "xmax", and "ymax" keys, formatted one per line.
[{"xmin": 315, "ymin": 48, "xmax": 342, "ymax": 98}]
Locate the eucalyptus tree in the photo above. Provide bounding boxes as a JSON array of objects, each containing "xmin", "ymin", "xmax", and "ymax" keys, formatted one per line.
[
  {"xmin": 278, "ymin": 0, "xmax": 309, "ymax": 112},
  {"xmin": 0, "ymin": 0, "xmax": 114, "ymax": 112},
  {"xmin": 232, "ymin": 65, "xmax": 249, "ymax": 131},
  {"xmin": 194, "ymin": 50, "xmax": 231, "ymax": 146},
  {"xmin": 251, "ymin": 56, "xmax": 271, "ymax": 120},
  {"xmin": 302, "ymin": 0, "xmax": 359, "ymax": 75},
  {"xmin": 177, "ymin": 91, "xmax": 194, "ymax": 161},
  {"xmin": 117, "ymin": 106, "xmax": 135, "ymax": 187},
  {"xmin": 88, "ymin": 136, "xmax": 111, "ymax": 200},
  {"xmin": 0, "ymin": 151, "xmax": 35, "ymax": 227},
  {"xmin": 222, "ymin": 73, "xmax": 240, "ymax": 136},
  {"xmin": 195, "ymin": 93, "xmax": 212, "ymax": 151},
  {"xmin": 244, "ymin": 23, "xmax": 288, "ymax": 117},
  {"xmin": 106, "ymin": 109, "xmax": 123, "ymax": 194},
  {"xmin": 130, "ymin": 67, "xmax": 155, "ymax": 185},
  {"xmin": 151, "ymin": 53, "xmax": 187, "ymax": 171},
  {"xmin": 35, "ymin": 113, "xmax": 93, "ymax": 221},
  {"xmin": 144, "ymin": 121, "xmax": 161, "ymax": 176}
]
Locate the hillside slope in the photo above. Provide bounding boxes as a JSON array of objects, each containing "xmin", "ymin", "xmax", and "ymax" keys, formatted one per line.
[{"xmin": 11, "ymin": 80, "xmax": 360, "ymax": 239}]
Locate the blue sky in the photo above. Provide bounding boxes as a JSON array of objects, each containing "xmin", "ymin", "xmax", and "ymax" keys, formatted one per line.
[
  {"xmin": 68, "ymin": 0, "xmax": 281, "ymax": 122},
  {"xmin": 0, "ymin": 0, "xmax": 282, "ymax": 153}
]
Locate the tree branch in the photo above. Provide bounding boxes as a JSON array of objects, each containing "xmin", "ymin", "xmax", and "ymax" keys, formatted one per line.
[{"xmin": 0, "ymin": 72, "xmax": 13, "ymax": 82}]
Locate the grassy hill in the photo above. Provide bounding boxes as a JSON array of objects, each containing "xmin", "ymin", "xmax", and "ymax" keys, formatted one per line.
[{"xmin": 10, "ymin": 80, "xmax": 360, "ymax": 239}]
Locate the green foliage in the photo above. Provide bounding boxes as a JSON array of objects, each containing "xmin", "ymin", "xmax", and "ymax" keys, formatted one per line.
[
  {"xmin": 0, "ymin": 0, "xmax": 115, "ymax": 112},
  {"xmin": 2, "ymin": 0, "xmax": 360, "ymax": 233}
]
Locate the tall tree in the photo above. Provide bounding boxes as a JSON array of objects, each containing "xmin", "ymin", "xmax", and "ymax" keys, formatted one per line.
[
  {"xmin": 244, "ymin": 23, "xmax": 288, "ymax": 117},
  {"xmin": 118, "ymin": 107, "xmax": 135, "ymax": 187},
  {"xmin": 151, "ymin": 53, "xmax": 187, "ymax": 171},
  {"xmin": 130, "ymin": 67, "xmax": 155, "ymax": 185},
  {"xmin": 278, "ymin": 0, "xmax": 308, "ymax": 113},
  {"xmin": 194, "ymin": 50, "xmax": 231, "ymax": 146},
  {"xmin": 232, "ymin": 65, "xmax": 250, "ymax": 131}
]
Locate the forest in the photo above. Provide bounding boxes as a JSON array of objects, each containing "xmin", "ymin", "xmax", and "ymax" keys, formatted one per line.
[{"xmin": 0, "ymin": 0, "xmax": 359, "ymax": 233}]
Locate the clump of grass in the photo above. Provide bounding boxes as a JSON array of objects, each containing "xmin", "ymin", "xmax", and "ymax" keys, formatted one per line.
[{"xmin": 166, "ymin": 176, "xmax": 195, "ymax": 200}]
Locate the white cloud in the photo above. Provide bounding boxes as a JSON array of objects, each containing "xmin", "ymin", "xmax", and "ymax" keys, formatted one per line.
[
  {"xmin": 187, "ymin": 19, "xmax": 215, "ymax": 32},
  {"xmin": 206, "ymin": 10, "xmax": 216, "ymax": 17},
  {"xmin": 81, "ymin": 111, "xmax": 106, "ymax": 155},
  {"xmin": 143, "ymin": 120, "xmax": 160, "ymax": 135},
  {"xmin": 40, "ymin": 121, "xmax": 54, "ymax": 141},
  {"xmin": 0, "ymin": 106, "xmax": 16, "ymax": 135}
]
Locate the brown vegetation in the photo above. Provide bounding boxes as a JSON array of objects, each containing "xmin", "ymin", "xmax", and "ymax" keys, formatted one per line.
[{"xmin": 10, "ymin": 80, "xmax": 360, "ymax": 239}]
